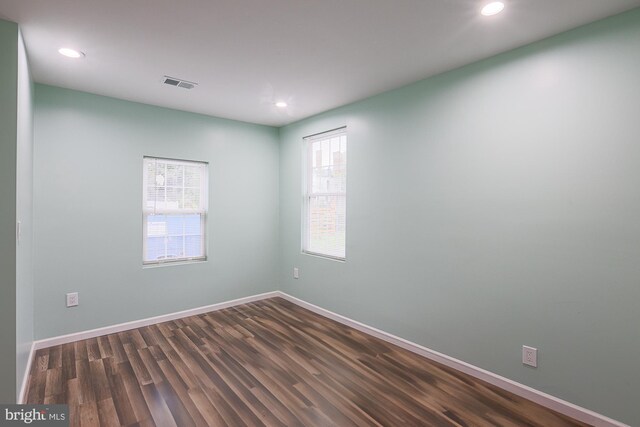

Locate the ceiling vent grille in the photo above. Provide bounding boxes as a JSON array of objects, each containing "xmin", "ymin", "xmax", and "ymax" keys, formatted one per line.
[{"xmin": 163, "ymin": 76, "xmax": 198, "ymax": 90}]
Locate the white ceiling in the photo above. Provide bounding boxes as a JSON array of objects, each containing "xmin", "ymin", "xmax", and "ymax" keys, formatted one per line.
[{"xmin": 1, "ymin": 0, "xmax": 639, "ymax": 127}]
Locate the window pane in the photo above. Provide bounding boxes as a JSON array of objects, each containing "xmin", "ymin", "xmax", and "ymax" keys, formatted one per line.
[
  {"xmin": 166, "ymin": 235, "xmax": 185, "ymax": 259},
  {"xmin": 144, "ymin": 158, "xmax": 205, "ymax": 214},
  {"xmin": 185, "ymin": 165, "xmax": 201, "ymax": 187},
  {"xmin": 166, "ymin": 187, "xmax": 183, "ymax": 210},
  {"xmin": 147, "ymin": 215, "xmax": 167, "ymax": 236},
  {"xmin": 185, "ymin": 235, "xmax": 203, "ymax": 257},
  {"xmin": 184, "ymin": 214, "xmax": 201, "ymax": 234},
  {"xmin": 145, "ymin": 160, "xmax": 156, "ymax": 188},
  {"xmin": 165, "ymin": 215, "xmax": 183, "ymax": 236},
  {"xmin": 144, "ymin": 214, "xmax": 205, "ymax": 262},
  {"xmin": 146, "ymin": 236, "xmax": 165, "ymax": 261},
  {"xmin": 307, "ymin": 195, "xmax": 346, "ymax": 258},
  {"xmin": 310, "ymin": 137, "xmax": 347, "ymax": 194},
  {"xmin": 146, "ymin": 186, "xmax": 161, "ymax": 210},
  {"xmin": 154, "ymin": 162, "xmax": 166, "ymax": 186},
  {"xmin": 184, "ymin": 188, "xmax": 201, "ymax": 210},
  {"xmin": 166, "ymin": 163, "xmax": 183, "ymax": 187}
]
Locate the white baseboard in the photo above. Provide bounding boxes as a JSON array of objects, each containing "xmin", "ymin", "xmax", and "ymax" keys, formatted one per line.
[
  {"xmin": 22, "ymin": 289, "xmax": 628, "ymax": 426},
  {"xmin": 275, "ymin": 291, "xmax": 628, "ymax": 427},
  {"xmin": 18, "ymin": 342, "xmax": 36, "ymax": 404},
  {"xmin": 32, "ymin": 291, "xmax": 280, "ymax": 351}
]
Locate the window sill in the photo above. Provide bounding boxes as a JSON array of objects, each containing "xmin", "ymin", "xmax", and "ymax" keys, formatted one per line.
[
  {"xmin": 143, "ymin": 259, "xmax": 207, "ymax": 269},
  {"xmin": 302, "ymin": 250, "xmax": 345, "ymax": 263}
]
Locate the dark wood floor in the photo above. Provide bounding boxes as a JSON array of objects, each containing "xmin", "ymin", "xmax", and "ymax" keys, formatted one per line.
[{"xmin": 26, "ymin": 297, "xmax": 588, "ymax": 426}]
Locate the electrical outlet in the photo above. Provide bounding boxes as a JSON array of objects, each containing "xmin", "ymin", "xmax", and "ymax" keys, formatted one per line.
[
  {"xmin": 293, "ymin": 267, "xmax": 299, "ymax": 279},
  {"xmin": 66, "ymin": 292, "xmax": 79, "ymax": 307},
  {"xmin": 522, "ymin": 345, "xmax": 537, "ymax": 367}
]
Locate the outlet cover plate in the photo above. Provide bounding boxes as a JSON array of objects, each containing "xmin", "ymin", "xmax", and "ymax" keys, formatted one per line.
[
  {"xmin": 66, "ymin": 292, "xmax": 79, "ymax": 307},
  {"xmin": 293, "ymin": 267, "xmax": 299, "ymax": 279},
  {"xmin": 522, "ymin": 345, "xmax": 537, "ymax": 367}
]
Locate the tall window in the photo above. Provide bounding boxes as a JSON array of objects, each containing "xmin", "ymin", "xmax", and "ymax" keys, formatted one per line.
[
  {"xmin": 143, "ymin": 157, "xmax": 208, "ymax": 265},
  {"xmin": 303, "ymin": 128, "xmax": 347, "ymax": 260}
]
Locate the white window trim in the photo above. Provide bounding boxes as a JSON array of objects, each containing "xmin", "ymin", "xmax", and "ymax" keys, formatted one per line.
[
  {"xmin": 142, "ymin": 156, "xmax": 208, "ymax": 266},
  {"xmin": 302, "ymin": 127, "xmax": 347, "ymax": 261}
]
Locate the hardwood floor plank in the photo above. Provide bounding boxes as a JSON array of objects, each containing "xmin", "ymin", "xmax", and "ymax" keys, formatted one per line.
[
  {"xmin": 76, "ymin": 359, "xmax": 96, "ymax": 404},
  {"xmin": 200, "ymin": 386, "xmax": 250, "ymax": 427},
  {"xmin": 66, "ymin": 378, "xmax": 81, "ymax": 427},
  {"xmin": 249, "ymin": 386, "xmax": 306, "ymax": 427},
  {"xmin": 187, "ymin": 387, "xmax": 228, "ymax": 426},
  {"xmin": 87, "ymin": 338, "xmax": 101, "ymax": 362},
  {"xmin": 62, "ymin": 342, "xmax": 77, "ymax": 382},
  {"xmin": 36, "ymin": 349, "xmax": 50, "ymax": 372},
  {"xmin": 293, "ymin": 381, "xmax": 360, "ymax": 427},
  {"xmin": 138, "ymin": 347, "xmax": 166, "ymax": 385},
  {"xmin": 156, "ymin": 380, "xmax": 196, "ymax": 427},
  {"xmin": 105, "ymin": 364, "xmax": 138, "ymax": 426},
  {"xmin": 74, "ymin": 340, "xmax": 87, "ymax": 361},
  {"xmin": 106, "ymin": 334, "xmax": 126, "ymax": 363},
  {"xmin": 79, "ymin": 401, "xmax": 100, "ymax": 426},
  {"xmin": 96, "ymin": 398, "xmax": 121, "ymax": 427},
  {"xmin": 154, "ymin": 358, "xmax": 209, "ymax": 427},
  {"xmin": 123, "ymin": 342, "xmax": 153, "ymax": 385},
  {"xmin": 118, "ymin": 362, "xmax": 154, "ymax": 423},
  {"xmin": 27, "ymin": 367, "xmax": 47, "ymax": 404},
  {"xmin": 139, "ymin": 326, "xmax": 160, "ymax": 348},
  {"xmin": 27, "ymin": 297, "xmax": 588, "ymax": 427},
  {"xmin": 97, "ymin": 336, "xmax": 114, "ymax": 359},
  {"xmin": 139, "ymin": 383, "xmax": 178, "ymax": 427},
  {"xmin": 45, "ymin": 367, "xmax": 63, "ymax": 398},
  {"xmin": 43, "ymin": 393, "xmax": 66, "ymax": 405},
  {"xmin": 88, "ymin": 359, "xmax": 111, "ymax": 402},
  {"xmin": 49, "ymin": 345, "xmax": 63, "ymax": 369},
  {"xmin": 130, "ymin": 329, "xmax": 149, "ymax": 349}
]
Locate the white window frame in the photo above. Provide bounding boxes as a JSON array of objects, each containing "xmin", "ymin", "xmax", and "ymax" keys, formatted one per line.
[
  {"xmin": 302, "ymin": 127, "xmax": 347, "ymax": 261},
  {"xmin": 142, "ymin": 156, "xmax": 208, "ymax": 266}
]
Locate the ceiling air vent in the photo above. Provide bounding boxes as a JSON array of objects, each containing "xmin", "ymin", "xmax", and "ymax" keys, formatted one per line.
[{"xmin": 163, "ymin": 76, "xmax": 198, "ymax": 90}]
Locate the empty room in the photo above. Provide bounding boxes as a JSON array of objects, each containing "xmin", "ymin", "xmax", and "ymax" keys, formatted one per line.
[{"xmin": 1, "ymin": 0, "xmax": 639, "ymax": 426}]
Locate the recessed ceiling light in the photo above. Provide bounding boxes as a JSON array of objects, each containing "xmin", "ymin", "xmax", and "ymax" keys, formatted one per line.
[
  {"xmin": 58, "ymin": 48, "xmax": 85, "ymax": 58},
  {"xmin": 275, "ymin": 101, "xmax": 288, "ymax": 108},
  {"xmin": 481, "ymin": 1, "xmax": 505, "ymax": 16}
]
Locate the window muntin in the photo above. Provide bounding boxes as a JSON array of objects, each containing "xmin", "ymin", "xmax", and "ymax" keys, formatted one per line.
[
  {"xmin": 303, "ymin": 128, "xmax": 347, "ymax": 260},
  {"xmin": 143, "ymin": 157, "xmax": 208, "ymax": 265}
]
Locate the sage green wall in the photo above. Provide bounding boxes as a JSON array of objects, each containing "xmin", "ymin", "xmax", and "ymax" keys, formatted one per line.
[
  {"xmin": 33, "ymin": 85, "xmax": 280, "ymax": 339},
  {"xmin": 0, "ymin": 18, "xmax": 18, "ymax": 404},
  {"xmin": 16, "ymin": 28, "xmax": 34, "ymax": 400},
  {"xmin": 279, "ymin": 9, "xmax": 640, "ymax": 425}
]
